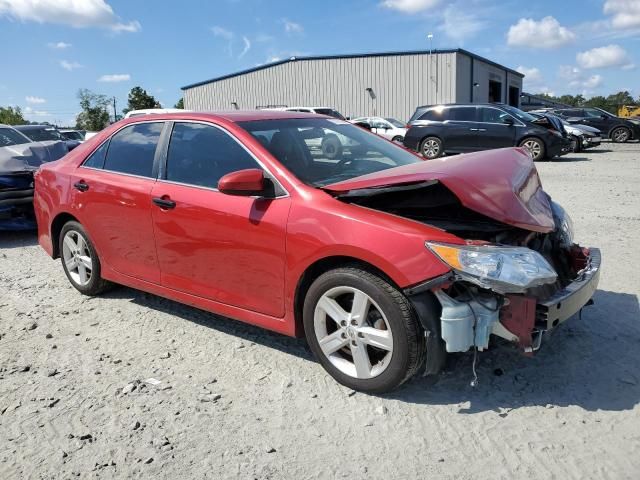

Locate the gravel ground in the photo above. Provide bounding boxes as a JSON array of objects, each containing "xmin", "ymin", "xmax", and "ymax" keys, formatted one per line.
[{"xmin": 1, "ymin": 142, "xmax": 639, "ymax": 479}]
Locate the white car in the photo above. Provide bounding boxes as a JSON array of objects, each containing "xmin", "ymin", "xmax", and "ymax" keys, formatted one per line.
[
  {"xmin": 124, "ymin": 108, "xmax": 189, "ymax": 119},
  {"xmin": 264, "ymin": 106, "xmax": 346, "ymax": 120},
  {"xmin": 351, "ymin": 116, "xmax": 407, "ymax": 142}
]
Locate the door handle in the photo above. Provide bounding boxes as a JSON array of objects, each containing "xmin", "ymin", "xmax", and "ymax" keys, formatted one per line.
[
  {"xmin": 469, "ymin": 128, "xmax": 479, "ymax": 131},
  {"xmin": 477, "ymin": 128, "xmax": 487, "ymax": 132},
  {"xmin": 152, "ymin": 197, "xmax": 176, "ymax": 210},
  {"xmin": 73, "ymin": 181, "xmax": 89, "ymax": 192}
]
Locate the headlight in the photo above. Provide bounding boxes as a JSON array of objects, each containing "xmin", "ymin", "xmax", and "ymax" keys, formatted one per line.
[
  {"xmin": 551, "ymin": 201, "xmax": 574, "ymax": 248},
  {"xmin": 426, "ymin": 242, "xmax": 557, "ymax": 293}
]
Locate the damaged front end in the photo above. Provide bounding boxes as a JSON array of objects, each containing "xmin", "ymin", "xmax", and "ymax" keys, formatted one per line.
[
  {"xmin": 325, "ymin": 148, "xmax": 601, "ymax": 365},
  {"xmin": 0, "ymin": 171, "xmax": 37, "ymax": 230}
]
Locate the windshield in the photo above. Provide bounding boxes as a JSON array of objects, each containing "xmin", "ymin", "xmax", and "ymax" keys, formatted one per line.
[
  {"xmin": 500, "ymin": 105, "xmax": 537, "ymax": 123},
  {"xmin": 238, "ymin": 118, "xmax": 421, "ymax": 187},
  {"xmin": 21, "ymin": 128, "xmax": 64, "ymax": 142},
  {"xmin": 314, "ymin": 109, "xmax": 346, "ymax": 120},
  {"xmin": 385, "ymin": 118, "xmax": 405, "ymax": 128},
  {"xmin": 0, "ymin": 127, "xmax": 31, "ymax": 147}
]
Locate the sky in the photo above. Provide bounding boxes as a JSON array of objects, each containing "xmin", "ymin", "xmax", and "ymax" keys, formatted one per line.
[{"xmin": 0, "ymin": 0, "xmax": 638, "ymax": 126}]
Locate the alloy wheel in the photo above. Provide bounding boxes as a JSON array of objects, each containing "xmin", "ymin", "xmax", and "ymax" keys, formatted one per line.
[
  {"xmin": 62, "ymin": 230, "xmax": 93, "ymax": 286},
  {"xmin": 613, "ymin": 128, "xmax": 629, "ymax": 142},
  {"xmin": 313, "ymin": 286, "xmax": 393, "ymax": 379},
  {"xmin": 522, "ymin": 139, "xmax": 542, "ymax": 158},
  {"xmin": 422, "ymin": 139, "xmax": 440, "ymax": 158}
]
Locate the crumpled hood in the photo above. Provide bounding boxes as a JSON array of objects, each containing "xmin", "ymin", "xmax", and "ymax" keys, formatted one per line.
[
  {"xmin": 323, "ymin": 147, "xmax": 555, "ymax": 233},
  {"xmin": 0, "ymin": 140, "xmax": 67, "ymax": 174}
]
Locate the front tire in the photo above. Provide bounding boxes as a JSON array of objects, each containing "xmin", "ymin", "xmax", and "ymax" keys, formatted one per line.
[
  {"xmin": 303, "ymin": 267, "xmax": 426, "ymax": 393},
  {"xmin": 571, "ymin": 135, "xmax": 582, "ymax": 153},
  {"xmin": 611, "ymin": 126, "xmax": 631, "ymax": 143},
  {"xmin": 420, "ymin": 136, "xmax": 443, "ymax": 159},
  {"xmin": 59, "ymin": 221, "xmax": 110, "ymax": 296},
  {"xmin": 392, "ymin": 135, "xmax": 404, "ymax": 143},
  {"xmin": 519, "ymin": 137, "xmax": 546, "ymax": 161}
]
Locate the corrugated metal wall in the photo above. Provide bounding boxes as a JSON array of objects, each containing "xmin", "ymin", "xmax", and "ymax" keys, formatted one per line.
[{"xmin": 184, "ymin": 52, "xmax": 460, "ymax": 122}]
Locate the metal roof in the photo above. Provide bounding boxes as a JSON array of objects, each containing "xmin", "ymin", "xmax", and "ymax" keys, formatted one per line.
[{"xmin": 181, "ymin": 48, "xmax": 524, "ymax": 90}]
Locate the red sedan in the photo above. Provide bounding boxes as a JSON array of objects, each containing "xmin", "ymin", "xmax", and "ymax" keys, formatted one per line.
[{"xmin": 34, "ymin": 111, "xmax": 600, "ymax": 393}]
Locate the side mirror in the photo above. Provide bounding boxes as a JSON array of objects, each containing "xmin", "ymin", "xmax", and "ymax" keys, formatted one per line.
[
  {"xmin": 601, "ymin": 114, "xmax": 608, "ymax": 119},
  {"xmin": 218, "ymin": 169, "xmax": 266, "ymax": 196},
  {"xmin": 502, "ymin": 116, "xmax": 515, "ymax": 125}
]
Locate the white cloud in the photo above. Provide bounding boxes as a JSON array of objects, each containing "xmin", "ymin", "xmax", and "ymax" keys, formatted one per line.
[
  {"xmin": 438, "ymin": 5, "xmax": 484, "ymax": 42},
  {"xmin": 283, "ymin": 18, "xmax": 303, "ymax": 33},
  {"xmin": 47, "ymin": 41, "xmax": 71, "ymax": 49},
  {"xmin": 0, "ymin": 0, "xmax": 141, "ymax": 32},
  {"xmin": 239, "ymin": 36, "xmax": 251, "ymax": 58},
  {"xmin": 24, "ymin": 106, "xmax": 50, "ymax": 117},
  {"xmin": 380, "ymin": 0, "xmax": 440, "ymax": 13},
  {"xmin": 25, "ymin": 96, "xmax": 46, "ymax": 104},
  {"xmin": 507, "ymin": 16, "xmax": 575, "ymax": 48},
  {"xmin": 255, "ymin": 33, "xmax": 273, "ymax": 42},
  {"xmin": 604, "ymin": 0, "xmax": 640, "ymax": 30},
  {"xmin": 211, "ymin": 25, "xmax": 233, "ymax": 40},
  {"xmin": 110, "ymin": 20, "xmax": 140, "ymax": 33},
  {"xmin": 516, "ymin": 66, "xmax": 542, "ymax": 83},
  {"xmin": 98, "ymin": 74, "xmax": 130, "ymax": 82},
  {"xmin": 582, "ymin": 74, "xmax": 603, "ymax": 89},
  {"xmin": 576, "ymin": 44, "xmax": 632, "ymax": 69},
  {"xmin": 60, "ymin": 60, "xmax": 82, "ymax": 71},
  {"xmin": 558, "ymin": 65, "xmax": 604, "ymax": 89}
]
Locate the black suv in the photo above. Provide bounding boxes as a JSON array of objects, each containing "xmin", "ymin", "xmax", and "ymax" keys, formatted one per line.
[
  {"xmin": 548, "ymin": 107, "xmax": 640, "ymax": 143},
  {"xmin": 404, "ymin": 103, "xmax": 567, "ymax": 161}
]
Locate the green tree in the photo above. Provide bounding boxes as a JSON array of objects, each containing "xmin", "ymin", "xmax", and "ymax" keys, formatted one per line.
[
  {"xmin": 76, "ymin": 89, "xmax": 111, "ymax": 131},
  {"xmin": 174, "ymin": 97, "xmax": 184, "ymax": 109},
  {"xmin": 0, "ymin": 106, "xmax": 27, "ymax": 125},
  {"xmin": 124, "ymin": 86, "xmax": 161, "ymax": 114}
]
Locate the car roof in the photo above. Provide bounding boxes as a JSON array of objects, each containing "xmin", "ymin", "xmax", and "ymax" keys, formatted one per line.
[
  {"xmin": 14, "ymin": 124, "xmax": 55, "ymax": 130},
  {"xmin": 123, "ymin": 110, "xmax": 330, "ymax": 123},
  {"xmin": 415, "ymin": 103, "xmax": 510, "ymax": 109}
]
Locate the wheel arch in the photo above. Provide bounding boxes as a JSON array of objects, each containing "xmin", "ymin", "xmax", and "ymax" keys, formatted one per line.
[
  {"xmin": 50, "ymin": 212, "xmax": 80, "ymax": 259},
  {"xmin": 292, "ymin": 256, "xmax": 398, "ymax": 337}
]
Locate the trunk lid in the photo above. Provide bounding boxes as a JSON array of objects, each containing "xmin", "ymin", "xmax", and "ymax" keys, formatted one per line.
[{"xmin": 323, "ymin": 147, "xmax": 555, "ymax": 233}]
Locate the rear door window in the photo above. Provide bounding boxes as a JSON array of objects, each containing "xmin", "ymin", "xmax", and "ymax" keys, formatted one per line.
[
  {"xmin": 418, "ymin": 108, "xmax": 450, "ymax": 121},
  {"xmin": 449, "ymin": 107, "xmax": 477, "ymax": 121},
  {"xmin": 165, "ymin": 122, "xmax": 261, "ymax": 189},
  {"xmin": 103, "ymin": 122, "xmax": 163, "ymax": 178}
]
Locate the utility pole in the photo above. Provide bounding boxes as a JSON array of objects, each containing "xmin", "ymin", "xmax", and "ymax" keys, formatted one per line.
[{"xmin": 113, "ymin": 96, "xmax": 117, "ymax": 123}]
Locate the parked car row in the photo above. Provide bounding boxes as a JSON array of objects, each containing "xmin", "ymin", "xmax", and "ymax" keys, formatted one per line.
[
  {"xmin": 402, "ymin": 103, "xmax": 574, "ymax": 161},
  {"xmin": 533, "ymin": 106, "xmax": 640, "ymax": 143}
]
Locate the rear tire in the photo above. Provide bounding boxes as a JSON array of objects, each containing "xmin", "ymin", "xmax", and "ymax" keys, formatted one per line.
[
  {"xmin": 420, "ymin": 136, "xmax": 443, "ymax": 159},
  {"xmin": 303, "ymin": 267, "xmax": 426, "ymax": 393},
  {"xmin": 59, "ymin": 221, "xmax": 110, "ymax": 296},
  {"xmin": 611, "ymin": 126, "xmax": 631, "ymax": 143},
  {"xmin": 519, "ymin": 137, "xmax": 546, "ymax": 161}
]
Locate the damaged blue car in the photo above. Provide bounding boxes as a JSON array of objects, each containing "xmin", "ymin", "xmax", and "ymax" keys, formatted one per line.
[{"xmin": 0, "ymin": 124, "xmax": 68, "ymax": 230}]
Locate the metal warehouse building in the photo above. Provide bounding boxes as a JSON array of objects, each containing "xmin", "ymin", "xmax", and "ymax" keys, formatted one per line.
[{"xmin": 182, "ymin": 48, "xmax": 524, "ymax": 122}]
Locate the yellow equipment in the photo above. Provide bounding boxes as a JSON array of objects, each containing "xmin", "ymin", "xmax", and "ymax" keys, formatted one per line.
[{"xmin": 618, "ymin": 105, "xmax": 640, "ymax": 118}]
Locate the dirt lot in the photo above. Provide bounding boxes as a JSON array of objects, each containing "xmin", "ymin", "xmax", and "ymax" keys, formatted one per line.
[{"xmin": 1, "ymin": 142, "xmax": 639, "ymax": 480}]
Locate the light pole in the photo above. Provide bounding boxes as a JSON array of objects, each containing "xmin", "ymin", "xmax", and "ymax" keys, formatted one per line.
[{"xmin": 427, "ymin": 33, "xmax": 437, "ymax": 101}]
